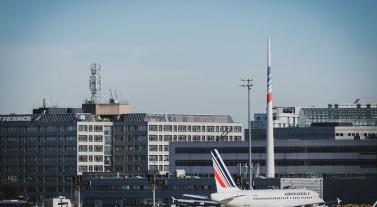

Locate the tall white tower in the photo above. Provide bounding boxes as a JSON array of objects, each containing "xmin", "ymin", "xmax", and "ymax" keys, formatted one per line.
[
  {"xmin": 89, "ymin": 63, "xmax": 102, "ymax": 103},
  {"xmin": 266, "ymin": 36, "xmax": 275, "ymax": 178}
]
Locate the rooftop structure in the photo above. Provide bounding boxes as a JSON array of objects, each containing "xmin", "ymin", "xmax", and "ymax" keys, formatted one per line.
[
  {"xmin": 251, "ymin": 106, "xmax": 300, "ymax": 129},
  {"xmin": 299, "ymin": 102, "xmax": 377, "ymax": 127}
]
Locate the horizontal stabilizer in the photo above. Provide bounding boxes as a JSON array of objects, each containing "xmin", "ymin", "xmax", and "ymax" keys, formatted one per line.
[{"xmin": 183, "ymin": 194, "xmax": 209, "ymax": 200}]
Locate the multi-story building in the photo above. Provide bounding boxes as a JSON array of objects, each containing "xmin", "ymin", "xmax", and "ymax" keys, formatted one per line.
[
  {"xmin": 299, "ymin": 102, "xmax": 377, "ymax": 127},
  {"xmin": 251, "ymin": 106, "xmax": 300, "ymax": 129},
  {"xmin": 113, "ymin": 113, "xmax": 243, "ymax": 175},
  {"xmin": 0, "ymin": 110, "xmax": 114, "ymax": 200},
  {"xmin": 77, "ymin": 119, "xmax": 113, "ymax": 173}
]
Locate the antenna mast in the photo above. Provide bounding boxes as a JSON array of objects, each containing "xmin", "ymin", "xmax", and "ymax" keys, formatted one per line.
[{"xmin": 89, "ymin": 63, "xmax": 102, "ymax": 103}]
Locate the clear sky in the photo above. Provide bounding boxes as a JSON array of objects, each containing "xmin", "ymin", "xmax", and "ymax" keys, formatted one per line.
[{"xmin": 1, "ymin": 0, "xmax": 376, "ymax": 125}]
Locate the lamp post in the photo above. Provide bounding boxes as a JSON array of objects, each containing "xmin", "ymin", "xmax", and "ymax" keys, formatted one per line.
[{"xmin": 240, "ymin": 78, "xmax": 253, "ymax": 190}]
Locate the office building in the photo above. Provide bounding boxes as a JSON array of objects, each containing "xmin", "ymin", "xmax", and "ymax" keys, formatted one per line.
[
  {"xmin": 299, "ymin": 102, "xmax": 377, "ymax": 127},
  {"xmin": 251, "ymin": 106, "xmax": 300, "ymax": 129},
  {"xmin": 0, "ymin": 110, "xmax": 114, "ymax": 200},
  {"xmin": 113, "ymin": 113, "xmax": 243, "ymax": 175}
]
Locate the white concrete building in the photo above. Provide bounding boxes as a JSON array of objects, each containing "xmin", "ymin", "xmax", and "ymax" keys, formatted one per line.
[
  {"xmin": 251, "ymin": 106, "xmax": 300, "ymax": 129},
  {"xmin": 77, "ymin": 120, "xmax": 113, "ymax": 173}
]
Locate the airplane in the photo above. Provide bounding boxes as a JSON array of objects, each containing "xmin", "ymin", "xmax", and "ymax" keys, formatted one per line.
[{"xmin": 209, "ymin": 149, "xmax": 331, "ymax": 207}]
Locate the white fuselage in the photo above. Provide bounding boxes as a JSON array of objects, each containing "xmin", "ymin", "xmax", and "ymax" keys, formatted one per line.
[{"xmin": 211, "ymin": 189, "xmax": 324, "ymax": 207}]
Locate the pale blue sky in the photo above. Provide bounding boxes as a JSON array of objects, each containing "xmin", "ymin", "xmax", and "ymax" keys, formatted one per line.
[{"xmin": 1, "ymin": 0, "xmax": 376, "ymax": 124}]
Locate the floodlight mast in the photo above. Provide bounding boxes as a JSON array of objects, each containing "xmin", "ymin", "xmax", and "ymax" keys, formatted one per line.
[{"xmin": 240, "ymin": 78, "xmax": 253, "ymax": 190}]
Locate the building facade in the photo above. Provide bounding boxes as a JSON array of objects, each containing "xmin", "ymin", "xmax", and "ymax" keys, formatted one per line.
[
  {"xmin": 170, "ymin": 127, "xmax": 377, "ymax": 179},
  {"xmin": 0, "ymin": 113, "xmax": 113, "ymax": 200},
  {"xmin": 113, "ymin": 113, "xmax": 243, "ymax": 175},
  {"xmin": 251, "ymin": 106, "xmax": 300, "ymax": 129},
  {"xmin": 299, "ymin": 103, "xmax": 377, "ymax": 127}
]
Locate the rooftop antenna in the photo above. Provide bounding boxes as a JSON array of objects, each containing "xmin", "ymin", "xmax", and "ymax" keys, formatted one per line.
[
  {"xmin": 89, "ymin": 63, "xmax": 102, "ymax": 103},
  {"xmin": 109, "ymin": 89, "xmax": 114, "ymax": 103},
  {"xmin": 42, "ymin": 97, "xmax": 47, "ymax": 108}
]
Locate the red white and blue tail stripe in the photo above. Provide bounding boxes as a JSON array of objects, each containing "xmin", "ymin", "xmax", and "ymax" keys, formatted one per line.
[{"xmin": 211, "ymin": 149, "xmax": 239, "ymax": 193}]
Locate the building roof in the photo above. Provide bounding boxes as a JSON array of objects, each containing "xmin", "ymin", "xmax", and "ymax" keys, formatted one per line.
[
  {"xmin": 0, "ymin": 114, "xmax": 77, "ymax": 123},
  {"xmin": 120, "ymin": 113, "xmax": 236, "ymax": 123}
]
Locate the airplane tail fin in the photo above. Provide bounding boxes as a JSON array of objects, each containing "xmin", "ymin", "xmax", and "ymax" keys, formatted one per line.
[{"xmin": 211, "ymin": 149, "xmax": 240, "ymax": 193}]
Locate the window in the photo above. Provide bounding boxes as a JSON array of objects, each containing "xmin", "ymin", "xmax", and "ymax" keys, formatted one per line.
[
  {"xmin": 94, "ymin": 155, "xmax": 103, "ymax": 162},
  {"xmin": 138, "ymin": 125, "xmax": 147, "ymax": 132},
  {"xmin": 178, "ymin": 135, "xmax": 186, "ymax": 141},
  {"xmin": 94, "ymin": 146, "xmax": 103, "ymax": 152},
  {"xmin": 66, "ymin": 136, "xmax": 76, "ymax": 142},
  {"xmin": 78, "ymin": 145, "xmax": 88, "ymax": 152},
  {"xmin": 149, "ymin": 135, "xmax": 158, "ymax": 142},
  {"xmin": 149, "ymin": 155, "xmax": 158, "ymax": 161},
  {"xmin": 193, "ymin": 136, "xmax": 201, "ymax": 141},
  {"xmin": 149, "ymin": 145, "xmax": 158, "ymax": 151},
  {"xmin": 192, "ymin": 126, "xmax": 201, "ymax": 132},
  {"xmin": 78, "ymin": 135, "xmax": 87, "ymax": 142},
  {"xmin": 94, "ymin": 135, "xmax": 103, "ymax": 142},
  {"xmin": 164, "ymin": 125, "xmax": 172, "ymax": 132},
  {"xmin": 234, "ymin": 126, "xmax": 242, "ymax": 132},
  {"xmin": 149, "ymin": 125, "xmax": 158, "ymax": 131},
  {"xmin": 164, "ymin": 135, "xmax": 172, "ymax": 142},
  {"xmin": 178, "ymin": 125, "xmax": 187, "ymax": 132},
  {"xmin": 78, "ymin": 125, "xmax": 87, "ymax": 132},
  {"xmin": 164, "ymin": 145, "xmax": 169, "ymax": 152},
  {"xmin": 206, "ymin": 126, "xmax": 214, "ymax": 132},
  {"xmin": 94, "ymin": 165, "xmax": 103, "ymax": 171},
  {"xmin": 78, "ymin": 166, "xmax": 87, "ymax": 172},
  {"xmin": 94, "ymin": 125, "xmax": 103, "ymax": 132},
  {"xmin": 46, "ymin": 136, "xmax": 57, "ymax": 142},
  {"xmin": 79, "ymin": 155, "xmax": 87, "ymax": 162}
]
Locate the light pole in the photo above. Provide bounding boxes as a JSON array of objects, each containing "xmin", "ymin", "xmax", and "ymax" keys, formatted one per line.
[{"xmin": 240, "ymin": 78, "xmax": 253, "ymax": 190}]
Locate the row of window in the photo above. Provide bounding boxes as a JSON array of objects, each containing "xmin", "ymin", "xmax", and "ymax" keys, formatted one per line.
[
  {"xmin": 148, "ymin": 135, "xmax": 242, "ymax": 142},
  {"xmin": 78, "ymin": 135, "xmax": 103, "ymax": 142},
  {"xmin": 78, "ymin": 145, "xmax": 103, "ymax": 152},
  {"xmin": 114, "ymin": 125, "xmax": 147, "ymax": 133},
  {"xmin": 78, "ymin": 125, "xmax": 104, "ymax": 132},
  {"xmin": 149, "ymin": 155, "xmax": 169, "ymax": 162},
  {"xmin": 114, "ymin": 145, "xmax": 147, "ymax": 152},
  {"xmin": 175, "ymin": 146, "xmax": 377, "ymax": 154},
  {"xmin": 78, "ymin": 155, "xmax": 103, "ymax": 162},
  {"xmin": 149, "ymin": 145, "xmax": 169, "ymax": 152},
  {"xmin": 175, "ymin": 159, "xmax": 377, "ymax": 166},
  {"xmin": 0, "ymin": 125, "xmax": 76, "ymax": 134},
  {"xmin": 149, "ymin": 165, "xmax": 169, "ymax": 171},
  {"xmin": 78, "ymin": 165, "xmax": 103, "ymax": 172},
  {"xmin": 1, "ymin": 136, "xmax": 77, "ymax": 143},
  {"xmin": 114, "ymin": 135, "xmax": 147, "ymax": 142},
  {"xmin": 2, "ymin": 146, "xmax": 76, "ymax": 153},
  {"xmin": 114, "ymin": 155, "xmax": 146, "ymax": 162},
  {"xmin": 148, "ymin": 125, "xmax": 242, "ymax": 133},
  {"xmin": 2, "ymin": 165, "xmax": 76, "ymax": 173},
  {"xmin": 89, "ymin": 184, "xmax": 211, "ymax": 191}
]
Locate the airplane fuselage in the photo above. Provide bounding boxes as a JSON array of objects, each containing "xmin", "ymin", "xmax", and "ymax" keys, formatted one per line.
[{"xmin": 211, "ymin": 189, "xmax": 324, "ymax": 207}]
